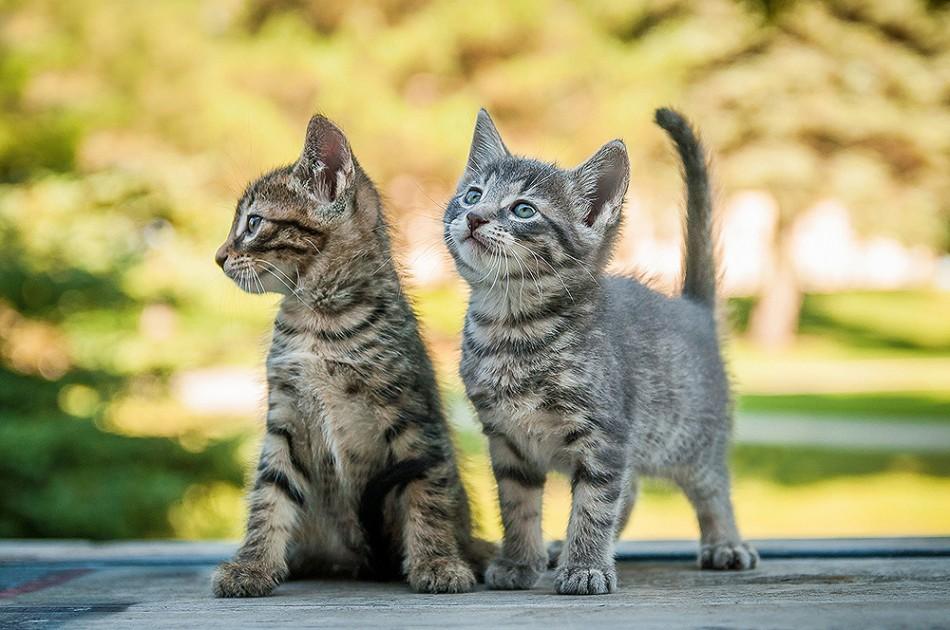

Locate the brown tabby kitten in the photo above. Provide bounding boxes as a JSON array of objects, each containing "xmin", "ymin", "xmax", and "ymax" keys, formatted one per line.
[{"xmin": 212, "ymin": 115, "xmax": 491, "ymax": 596}]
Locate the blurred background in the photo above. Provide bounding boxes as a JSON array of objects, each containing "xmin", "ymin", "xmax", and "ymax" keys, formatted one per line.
[{"xmin": 1, "ymin": 0, "xmax": 948, "ymax": 543}]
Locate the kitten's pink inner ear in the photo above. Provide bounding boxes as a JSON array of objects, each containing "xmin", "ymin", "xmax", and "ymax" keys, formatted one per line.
[
  {"xmin": 576, "ymin": 140, "xmax": 629, "ymax": 227},
  {"xmin": 300, "ymin": 117, "xmax": 353, "ymax": 202},
  {"xmin": 584, "ymin": 167, "xmax": 625, "ymax": 226}
]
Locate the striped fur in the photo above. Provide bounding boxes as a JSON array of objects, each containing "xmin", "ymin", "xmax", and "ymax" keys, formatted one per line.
[
  {"xmin": 443, "ymin": 109, "xmax": 757, "ymax": 596},
  {"xmin": 212, "ymin": 115, "xmax": 492, "ymax": 597}
]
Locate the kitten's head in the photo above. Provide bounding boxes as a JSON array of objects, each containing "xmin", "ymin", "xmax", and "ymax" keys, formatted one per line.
[
  {"xmin": 443, "ymin": 109, "xmax": 629, "ymax": 288},
  {"xmin": 216, "ymin": 115, "xmax": 376, "ymax": 295}
]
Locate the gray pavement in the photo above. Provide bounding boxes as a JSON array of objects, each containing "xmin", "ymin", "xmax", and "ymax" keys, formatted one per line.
[{"xmin": 1, "ymin": 539, "xmax": 948, "ymax": 628}]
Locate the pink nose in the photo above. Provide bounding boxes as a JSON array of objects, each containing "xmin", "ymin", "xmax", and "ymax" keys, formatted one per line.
[{"xmin": 466, "ymin": 213, "xmax": 488, "ymax": 233}]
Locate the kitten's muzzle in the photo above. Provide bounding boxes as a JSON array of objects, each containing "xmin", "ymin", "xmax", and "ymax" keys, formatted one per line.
[
  {"xmin": 466, "ymin": 213, "xmax": 489, "ymax": 234},
  {"xmin": 214, "ymin": 244, "xmax": 229, "ymax": 269}
]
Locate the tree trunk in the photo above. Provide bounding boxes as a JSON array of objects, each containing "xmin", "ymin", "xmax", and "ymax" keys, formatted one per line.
[{"xmin": 749, "ymin": 233, "xmax": 802, "ymax": 349}]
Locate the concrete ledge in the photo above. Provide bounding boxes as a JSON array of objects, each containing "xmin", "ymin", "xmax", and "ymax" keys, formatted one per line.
[{"xmin": 1, "ymin": 538, "xmax": 947, "ymax": 566}]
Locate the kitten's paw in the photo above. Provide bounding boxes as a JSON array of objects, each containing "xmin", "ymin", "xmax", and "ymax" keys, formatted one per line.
[
  {"xmin": 211, "ymin": 560, "xmax": 281, "ymax": 598},
  {"xmin": 484, "ymin": 557, "xmax": 545, "ymax": 590},
  {"xmin": 554, "ymin": 565, "xmax": 617, "ymax": 595},
  {"xmin": 699, "ymin": 541, "xmax": 759, "ymax": 570},
  {"xmin": 409, "ymin": 557, "xmax": 476, "ymax": 594}
]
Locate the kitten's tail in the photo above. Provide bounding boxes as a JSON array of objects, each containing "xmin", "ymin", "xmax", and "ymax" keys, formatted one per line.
[{"xmin": 654, "ymin": 108, "xmax": 717, "ymax": 308}]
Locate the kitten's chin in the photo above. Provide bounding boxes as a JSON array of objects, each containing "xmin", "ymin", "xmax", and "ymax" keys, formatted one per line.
[
  {"xmin": 223, "ymin": 268, "xmax": 276, "ymax": 295},
  {"xmin": 453, "ymin": 241, "xmax": 484, "ymax": 272},
  {"xmin": 228, "ymin": 273, "xmax": 266, "ymax": 295}
]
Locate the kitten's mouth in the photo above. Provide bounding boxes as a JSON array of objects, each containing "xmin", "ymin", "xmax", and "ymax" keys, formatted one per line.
[{"xmin": 464, "ymin": 231, "xmax": 491, "ymax": 251}]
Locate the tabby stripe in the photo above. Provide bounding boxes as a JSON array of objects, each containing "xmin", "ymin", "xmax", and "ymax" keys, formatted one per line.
[
  {"xmin": 269, "ymin": 379, "xmax": 295, "ymax": 395},
  {"xmin": 256, "ymin": 467, "xmax": 306, "ymax": 506},
  {"xmin": 268, "ymin": 217, "xmax": 324, "ymax": 238},
  {"xmin": 470, "ymin": 392, "xmax": 494, "ymax": 411},
  {"xmin": 266, "ymin": 424, "xmax": 312, "ymax": 482},
  {"xmin": 384, "ymin": 411, "xmax": 415, "ymax": 444},
  {"xmin": 540, "ymin": 389, "xmax": 595, "ymax": 415},
  {"xmin": 315, "ymin": 303, "xmax": 387, "ymax": 341},
  {"xmin": 258, "ymin": 243, "xmax": 310, "ymax": 255},
  {"xmin": 563, "ymin": 425, "xmax": 594, "ymax": 446},
  {"xmin": 572, "ymin": 464, "xmax": 614, "ymax": 489},
  {"xmin": 469, "ymin": 292, "xmax": 572, "ymax": 327},
  {"xmin": 273, "ymin": 318, "xmax": 299, "ymax": 336},
  {"xmin": 464, "ymin": 325, "xmax": 565, "ymax": 357},
  {"xmin": 538, "ymin": 212, "xmax": 583, "ymax": 260},
  {"xmin": 493, "ymin": 464, "xmax": 546, "ymax": 488},
  {"xmin": 502, "ymin": 435, "xmax": 527, "ymax": 463}
]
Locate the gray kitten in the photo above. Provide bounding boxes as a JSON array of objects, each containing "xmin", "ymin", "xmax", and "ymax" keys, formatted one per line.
[
  {"xmin": 442, "ymin": 108, "xmax": 757, "ymax": 596},
  {"xmin": 212, "ymin": 115, "xmax": 492, "ymax": 596}
]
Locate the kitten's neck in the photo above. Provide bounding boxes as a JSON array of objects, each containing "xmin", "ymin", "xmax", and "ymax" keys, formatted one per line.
[
  {"xmin": 281, "ymin": 246, "xmax": 401, "ymax": 319},
  {"xmin": 467, "ymin": 273, "xmax": 601, "ymax": 323}
]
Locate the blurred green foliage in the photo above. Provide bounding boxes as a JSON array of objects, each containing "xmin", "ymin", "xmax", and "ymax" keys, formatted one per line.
[
  {"xmin": 0, "ymin": 0, "xmax": 947, "ymax": 538},
  {"xmin": 739, "ymin": 391, "xmax": 950, "ymax": 420},
  {"xmin": 729, "ymin": 291, "xmax": 950, "ymax": 354}
]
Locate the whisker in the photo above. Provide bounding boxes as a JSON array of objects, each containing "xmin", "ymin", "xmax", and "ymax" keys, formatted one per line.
[
  {"xmin": 302, "ymin": 237, "xmax": 321, "ymax": 254},
  {"xmin": 254, "ymin": 258, "xmax": 319, "ymax": 315}
]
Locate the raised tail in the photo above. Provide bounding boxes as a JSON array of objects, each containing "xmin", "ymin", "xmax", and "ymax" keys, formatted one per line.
[{"xmin": 654, "ymin": 107, "xmax": 717, "ymax": 308}]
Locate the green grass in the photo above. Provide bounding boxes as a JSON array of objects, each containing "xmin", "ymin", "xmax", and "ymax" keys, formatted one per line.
[
  {"xmin": 739, "ymin": 391, "xmax": 950, "ymax": 420},
  {"xmin": 730, "ymin": 444, "xmax": 950, "ymax": 485},
  {"xmin": 729, "ymin": 290, "xmax": 950, "ymax": 357}
]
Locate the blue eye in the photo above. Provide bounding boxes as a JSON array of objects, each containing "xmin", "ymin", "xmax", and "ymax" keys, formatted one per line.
[
  {"xmin": 511, "ymin": 202, "xmax": 537, "ymax": 219},
  {"xmin": 247, "ymin": 215, "xmax": 262, "ymax": 233},
  {"xmin": 463, "ymin": 188, "xmax": 482, "ymax": 205}
]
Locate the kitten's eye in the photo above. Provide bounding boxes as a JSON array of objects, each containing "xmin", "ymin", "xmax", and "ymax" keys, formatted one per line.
[
  {"xmin": 246, "ymin": 215, "xmax": 262, "ymax": 234},
  {"xmin": 463, "ymin": 188, "xmax": 482, "ymax": 205},
  {"xmin": 511, "ymin": 202, "xmax": 537, "ymax": 219}
]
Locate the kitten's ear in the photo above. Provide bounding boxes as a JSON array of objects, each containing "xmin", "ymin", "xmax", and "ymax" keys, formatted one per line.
[
  {"xmin": 571, "ymin": 140, "xmax": 630, "ymax": 229},
  {"xmin": 292, "ymin": 115, "xmax": 354, "ymax": 204},
  {"xmin": 463, "ymin": 109, "xmax": 510, "ymax": 181}
]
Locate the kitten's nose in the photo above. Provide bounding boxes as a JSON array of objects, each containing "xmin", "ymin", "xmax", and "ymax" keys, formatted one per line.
[
  {"xmin": 466, "ymin": 213, "xmax": 488, "ymax": 233},
  {"xmin": 214, "ymin": 244, "xmax": 229, "ymax": 269}
]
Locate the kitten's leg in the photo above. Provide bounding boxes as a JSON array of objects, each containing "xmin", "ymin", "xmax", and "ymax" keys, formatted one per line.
[
  {"xmin": 554, "ymin": 448, "xmax": 627, "ymax": 595},
  {"xmin": 212, "ymin": 407, "xmax": 311, "ymax": 597},
  {"xmin": 547, "ymin": 474, "xmax": 637, "ymax": 569},
  {"xmin": 401, "ymin": 459, "xmax": 477, "ymax": 594},
  {"xmin": 613, "ymin": 474, "xmax": 639, "ymax": 539},
  {"xmin": 484, "ymin": 435, "xmax": 548, "ymax": 590},
  {"xmin": 679, "ymin": 465, "xmax": 758, "ymax": 570}
]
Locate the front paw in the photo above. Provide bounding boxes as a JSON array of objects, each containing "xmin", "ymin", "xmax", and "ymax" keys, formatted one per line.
[
  {"xmin": 554, "ymin": 565, "xmax": 617, "ymax": 595},
  {"xmin": 409, "ymin": 557, "xmax": 476, "ymax": 594},
  {"xmin": 699, "ymin": 541, "xmax": 759, "ymax": 570},
  {"xmin": 211, "ymin": 560, "xmax": 282, "ymax": 598},
  {"xmin": 484, "ymin": 557, "xmax": 545, "ymax": 590}
]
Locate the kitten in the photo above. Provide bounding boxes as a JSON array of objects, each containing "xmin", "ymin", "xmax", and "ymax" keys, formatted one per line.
[
  {"xmin": 442, "ymin": 108, "xmax": 757, "ymax": 596},
  {"xmin": 212, "ymin": 115, "xmax": 491, "ymax": 596}
]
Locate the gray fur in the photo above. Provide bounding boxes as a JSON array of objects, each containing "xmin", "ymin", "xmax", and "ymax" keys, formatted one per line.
[
  {"xmin": 212, "ymin": 115, "xmax": 492, "ymax": 597},
  {"xmin": 443, "ymin": 108, "xmax": 757, "ymax": 596}
]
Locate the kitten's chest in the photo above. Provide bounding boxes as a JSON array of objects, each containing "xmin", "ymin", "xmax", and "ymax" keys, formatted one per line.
[{"xmin": 268, "ymin": 340, "xmax": 386, "ymax": 470}]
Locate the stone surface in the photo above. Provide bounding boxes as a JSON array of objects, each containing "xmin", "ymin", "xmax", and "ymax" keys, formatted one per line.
[{"xmin": 1, "ymin": 539, "xmax": 948, "ymax": 628}]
